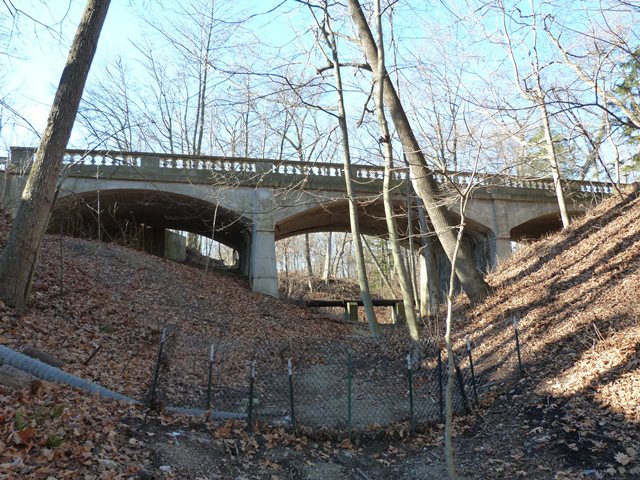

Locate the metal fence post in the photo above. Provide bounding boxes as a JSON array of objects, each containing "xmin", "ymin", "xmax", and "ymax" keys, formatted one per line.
[
  {"xmin": 149, "ymin": 327, "xmax": 166, "ymax": 404},
  {"xmin": 406, "ymin": 354, "xmax": 414, "ymax": 434},
  {"xmin": 287, "ymin": 358, "xmax": 296, "ymax": 431},
  {"xmin": 453, "ymin": 353, "xmax": 470, "ymax": 414},
  {"xmin": 347, "ymin": 351, "xmax": 352, "ymax": 437},
  {"xmin": 437, "ymin": 347, "xmax": 444, "ymax": 423},
  {"xmin": 466, "ymin": 336, "xmax": 479, "ymax": 406},
  {"xmin": 206, "ymin": 344, "xmax": 214, "ymax": 410},
  {"xmin": 247, "ymin": 360, "xmax": 256, "ymax": 432},
  {"xmin": 513, "ymin": 316, "xmax": 524, "ymax": 376}
]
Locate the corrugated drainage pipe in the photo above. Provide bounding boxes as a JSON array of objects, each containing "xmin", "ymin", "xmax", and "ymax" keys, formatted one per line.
[{"xmin": 0, "ymin": 345, "xmax": 245, "ymax": 420}]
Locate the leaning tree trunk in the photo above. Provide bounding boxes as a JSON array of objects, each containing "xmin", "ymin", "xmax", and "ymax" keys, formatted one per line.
[
  {"xmin": 0, "ymin": 0, "xmax": 111, "ymax": 309},
  {"xmin": 334, "ymin": 63, "xmax": 381, "ymax": 339},
  {"xmin": 372, "ymin": 0, "xmax": 420, "ymax": 342},
  {"xmin": 538, "ymin": 93, "xmax": 570, "ymax": 228},
  {"xmin": 347, "ymin": 0, "xmax": 492, "ymax": 304}
]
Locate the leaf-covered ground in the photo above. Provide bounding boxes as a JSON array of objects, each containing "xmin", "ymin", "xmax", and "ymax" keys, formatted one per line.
[{"xmin": 0, "ymin": 185, "xmax": 639, "ymax": 478}]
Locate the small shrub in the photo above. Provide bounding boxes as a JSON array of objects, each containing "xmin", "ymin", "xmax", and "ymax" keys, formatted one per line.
[
  {"xmin": 14, "ymin": 411, "xmax": 29, "ymax": 430},
  {"xmin": 45, "ymin": 434, "xmax": 64, "ymax": 448}
]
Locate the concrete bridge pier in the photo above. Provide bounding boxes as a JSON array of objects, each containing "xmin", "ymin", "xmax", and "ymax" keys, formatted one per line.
[
  {"xmin": 249, "ymin": 190, "xmax": 279, "ymax": 297},
  {"xmin": 487, "ymin": 195, "xmax": 516, "ymax": 266},
  {"xmin": 494, "ymin": 235, "xmax": 514, "ymax": 264},
  {"xmin": 0, "ymin": 151, "xmax": 30, "ymax": 215}
]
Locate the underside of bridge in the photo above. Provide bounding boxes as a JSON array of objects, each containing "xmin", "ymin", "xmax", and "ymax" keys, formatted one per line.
[
  {"xmin": 276, "ymin": 199, "xmax": 494, "ymax": 238},
  {"xmin": 43, "ymin": 187, "xmax": 587, "ymax": 301},
  {"xmin": 510, "ymin": 211, "xmax": 584, "ymax": 241},
  {"xmin": 49, "ymin": 189, "xmax": 251, "ymax": 271},
  {"xmin": 275, "ymin": 199, "xmax": 496, "ymax": 297}
]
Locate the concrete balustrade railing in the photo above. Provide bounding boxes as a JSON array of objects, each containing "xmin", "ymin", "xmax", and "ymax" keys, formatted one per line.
[{"xmin": 8, "ymin": 146, "xmax": 615, "ymax": 195}]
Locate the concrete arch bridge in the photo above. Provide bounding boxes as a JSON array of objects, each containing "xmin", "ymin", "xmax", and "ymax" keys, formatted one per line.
[{"xmin": 1, "ymin": 147, "xmax": 615, "ymax": 297}]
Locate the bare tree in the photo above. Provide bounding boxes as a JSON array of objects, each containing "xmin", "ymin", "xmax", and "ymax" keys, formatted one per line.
[
  {"xmin": 370, "ymin": 0, "xmax": 420, "ymax": 342},
  {"xmin": 0, "ymin": 0, "xmax": 111, "ymax": 309},
  {"xmin": 346, "ymin": 0, "xmax": 492, "ymax": 304},
  {"xmin": 307, "ymin": 0, "xmax": 381, "ymax": 340},
  {"xmin": 495, "ymin": 0, "xmax": 570, "ymax": 228}
]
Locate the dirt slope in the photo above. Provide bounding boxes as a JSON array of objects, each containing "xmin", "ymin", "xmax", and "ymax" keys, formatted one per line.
[
  {"xmin": 0, "ymin": 185, "xmax": 639, "ymax": 478},
  {"xmin": 452, "ymin": 185, "xmax": 640, "ymax": 477}
]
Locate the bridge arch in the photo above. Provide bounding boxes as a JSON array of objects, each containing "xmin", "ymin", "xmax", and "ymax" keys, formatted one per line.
[
  {"xmin": 275, "ymin": 199, "xmax": 496, "ymax": 297},
  {"xmin": 50, "ymin": 189, "xmax": 252, "ymax": 272},
  {"xmin": 509, "ymin": 210, "xmax": 584, "ymax": 242},
  {"xmin": 275, "ymin": 199, "xmax": 493, "ymax": 239}
]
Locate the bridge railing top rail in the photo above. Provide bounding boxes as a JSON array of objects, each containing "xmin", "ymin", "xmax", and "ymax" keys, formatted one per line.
[{"xmin": 9, "ymin": 146, "xmax": 616, "ymax": 194}]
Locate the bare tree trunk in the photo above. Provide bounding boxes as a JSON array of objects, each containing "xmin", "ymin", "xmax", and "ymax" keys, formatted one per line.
[
  {"xmin": 499, "ymin": 2, "xmax": 570, "ymax": 228},
  {"xmin": 444, "ymin": 214, "xmax": 464, "ymax": 480},
  {"xmin": 283, "ymin": 238, "xmax": 291, "ymax": 298},
  {"xmin": 443, "ymin": 172, "xmax": 478, "ymax": 480},
  {"xmin": 0, "ymin": 0, "xmax": 110, "ymax": 309},
  {"xmin": 347, "ymin": 0, "xmax": 492, "ymax": 304},
  {"xmin": 406, "ymin": 192, "xmax": 420, "ymax": 308},
  {"xmin": 187, "ymin": 232, "xmax": 201, "ymax": 253},
  {"xmin": 322, "ymin": 231, "xmax": 332, "ymax": 285},
  {"xmin": 539, "ymin": 97, "xmax": 570, "ymax": 228},
  {"xmin": 372, "ymin": 0, "xmax": 420, "ymax": 342},
  {"xmin": 333, "ymin": 232, "xmax": 348, "ymax": 278},
  {"xmin": 304, "ymin": 233, "xmax": 314, "ymax": 292},
  {"xmin": 419, "ymin": 203, "xmax": 441, "ymax": 307},
  {"xmin": 310, "ymin": 2, "xmax": 381, "ymax": 340}
]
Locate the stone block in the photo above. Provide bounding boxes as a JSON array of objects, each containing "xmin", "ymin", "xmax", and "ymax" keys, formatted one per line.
[
  {"xmin": 0, "ymin": 365, "xmax": 36, "ymax": 389},
  {"xmin": 21, "ymin": 346, "xmax": 64, "ymax": 368}
]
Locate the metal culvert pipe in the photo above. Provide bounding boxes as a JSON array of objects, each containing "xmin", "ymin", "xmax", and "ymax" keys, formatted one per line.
[
  {"xmin": 0, "ymin": 345, "xmax": 136, "ymax": 402},
  {"xmin": 0, "ymin": 345, "xmax": 245, "ymax": 420}
]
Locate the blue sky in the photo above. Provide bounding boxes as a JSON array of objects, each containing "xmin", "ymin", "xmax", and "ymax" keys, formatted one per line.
[
  {"xmin": 3, "ymin": 0, "xmax": 638, "ymax": 180},
  {"xmin": 5, "ymin": 0, "xmax": 143, "ymax": 144},
  {"xmin": 4, "ymin": 0, "xmax": 447, "ymax": 146}
]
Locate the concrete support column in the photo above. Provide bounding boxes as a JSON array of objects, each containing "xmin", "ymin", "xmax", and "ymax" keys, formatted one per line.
[
  {"xmin": 249, "ymin": 190, "xmax": 278, "ymax": 297},
  {"xmin": 1, "ymin": 148, "xmax": 34, "ymax": 215},
  {"xmin": 238, "ymin": 232, "xmax": 251, "ymax": 276},
  {"xmin": 489, "ymin": 195, "xmax": 514, "ymax": 267},
  {"xmin": 163, "ymin": 230, "xmax": 186, "ymax": 262},
  {"xmin": 494, "ymin": 236, "xmax": 513, "ymax": 263}
]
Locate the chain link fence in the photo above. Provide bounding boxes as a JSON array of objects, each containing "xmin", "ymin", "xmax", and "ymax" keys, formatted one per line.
[{"xmin": 145, "ymin": 316, "xmax": 530, "ymax": 434}]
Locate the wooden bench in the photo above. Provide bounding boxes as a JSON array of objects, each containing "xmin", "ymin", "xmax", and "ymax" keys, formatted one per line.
[{"xmin": 306, "ymin": 299, "xmax": 405, "ymax": 323}]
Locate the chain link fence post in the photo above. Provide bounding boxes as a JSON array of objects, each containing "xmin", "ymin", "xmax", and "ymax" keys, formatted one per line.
[
  {"xmin": 206, "ymin": 344, "xmax": 214, "ymax": 410},
  {"xmin": 406, "ymin": 354, "xmax": 414, "ymax": 434},
  {"xmin": 247, "ymin": 360, "xmax": 256, "ymax": 432},
  {"xmin": 513, "ymin": 316, "xmax": 524, "ymax": 376},
  {"xmin": 287, "ymin": 358, "xmax": 296, "ymax": 431},
  {"xmin": 466, "ymin": 336, "xmax": 479, "ymax": 406},
  {"xmin": 453, "ymin": 352, "xmax": 471, "ymax": 414}
]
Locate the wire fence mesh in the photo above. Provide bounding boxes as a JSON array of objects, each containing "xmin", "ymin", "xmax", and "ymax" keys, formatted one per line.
[{"xmin": 146, "ymin": 316, "xmax": 531, "ymax": 434}]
